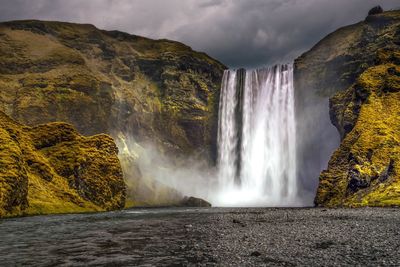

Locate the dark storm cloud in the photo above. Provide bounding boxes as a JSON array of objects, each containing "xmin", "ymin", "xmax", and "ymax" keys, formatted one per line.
[{"xmin": 0, "ymin": 0, "xmax": 399, "ymax": 67}]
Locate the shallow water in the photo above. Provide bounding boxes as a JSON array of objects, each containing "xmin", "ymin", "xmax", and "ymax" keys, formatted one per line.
[
  {"xmin": 0, "ymin": 208, "xmax": 214, "ymax": 266},
  {"xmin": 1, "ymin": 208, "xmax": 400, "ymax": 266}
]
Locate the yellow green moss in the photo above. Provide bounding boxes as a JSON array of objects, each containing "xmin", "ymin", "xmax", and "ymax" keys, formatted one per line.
[
  {"xmin": 316, "ymin": 62, "xmax": 400, "ymax": 207},
  {"xmin": 0, "ymin": 111, "xmax": 125, "ymax": 218}
]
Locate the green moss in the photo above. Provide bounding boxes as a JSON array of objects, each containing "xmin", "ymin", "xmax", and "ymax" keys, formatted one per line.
[
  {"xmin": 0, "ymin": 124, "xmax": 28, "ymax": 217},
  {"xmin": 316, "ymin": 62, "xmax": 400, "ymax": 207},
  {"xmin": 0, "ymin": 111, "xmax": 125, "ymax": 218}
]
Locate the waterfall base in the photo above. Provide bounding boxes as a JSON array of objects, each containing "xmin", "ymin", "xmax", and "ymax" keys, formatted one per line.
[{"xmin": 212, "ymin": 188, "xmax": 309, "ymax": 207}]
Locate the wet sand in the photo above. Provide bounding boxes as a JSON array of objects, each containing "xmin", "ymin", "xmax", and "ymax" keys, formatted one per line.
[{"xmin": 0, "ymin": 207, "xmax": 399, "ymax": 266}]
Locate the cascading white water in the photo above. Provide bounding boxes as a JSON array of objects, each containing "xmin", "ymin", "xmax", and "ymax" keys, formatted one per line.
[{"xmin": 214, "ymin": 64, "xmax": 300, "ymax": 207}]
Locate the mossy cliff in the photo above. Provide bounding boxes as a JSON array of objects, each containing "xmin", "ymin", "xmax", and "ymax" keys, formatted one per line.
[
  {"xmin": 0, "ymin": 20, "xmax": 225, "ymax": 158},
  {"xmin": 0, "ymin": 20, "xmax": 225, "ymax": 206},
  {"xmin": 0, "ymin": 111, "xmax": 125, "ymax": 218},
  {"xmin": 316, "ymin": 54, "xmax": 400, "ymax": 207},
  {"xmin": 295, "ymin": 8, "xmax": 400, "ymax": 206},
  {"xmin": 294, "ymin": 9, "xmax": 400, "ymax": 196}
]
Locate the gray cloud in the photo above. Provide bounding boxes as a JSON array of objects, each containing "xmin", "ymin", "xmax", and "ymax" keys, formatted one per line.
[{"xmin": 0, "ymin": 0, "xmax": 399, "ymax": 67}]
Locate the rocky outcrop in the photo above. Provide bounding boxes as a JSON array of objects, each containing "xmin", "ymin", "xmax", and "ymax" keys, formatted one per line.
[
  {"xmin": 0, "ymin": 111, "xmax": 125, "ymax": 217},
  {"xmin": 180, "ymin": 196, "xmax": 212, "ymax": 207},
  {"xmin": 368, "ymin": 6, "xmax": 383, "ymax": 16},
  {"xmin": 295, "ymin": 8, "xmax": 400, "ymax": 206}
]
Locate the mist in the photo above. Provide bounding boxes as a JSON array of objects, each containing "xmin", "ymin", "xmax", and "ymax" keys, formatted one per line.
[
  {"xmin": 116, "ymin": 132, "xmax": 218, "ymax": 205},
  {"xmin": 116, "ymin": 127, "xmax": 317, "ymax": 207},
  {"xmin": 295, "ymin": 97, "xmax": 341, "ymax": 198}
]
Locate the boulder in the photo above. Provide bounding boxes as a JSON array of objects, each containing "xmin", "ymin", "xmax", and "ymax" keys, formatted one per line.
[{"xmin": 180, "ymin": 196, "xmax": 212, "ymax": 207}]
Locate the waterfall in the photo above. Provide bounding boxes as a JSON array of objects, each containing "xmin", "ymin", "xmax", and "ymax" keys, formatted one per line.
[{"xmin": 215, "ymin": 64, "xmax": 300, "ymax": 207}]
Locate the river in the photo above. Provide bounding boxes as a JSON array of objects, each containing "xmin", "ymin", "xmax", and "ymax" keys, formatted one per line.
[{"xmin": 0, "ymin": 208, "xmax": 399, "ymax": 266}]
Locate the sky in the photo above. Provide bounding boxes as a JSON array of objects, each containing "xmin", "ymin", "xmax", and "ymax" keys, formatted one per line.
[{"xmin": 0, "ymin": 0, "xmax": 399, "ymax": 68}]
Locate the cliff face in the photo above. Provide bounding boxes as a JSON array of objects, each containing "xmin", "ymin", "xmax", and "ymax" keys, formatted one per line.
[
  {"xmin": 0, "ymin": 20, "xmax": 225, "ymax": 205},
  {"xmin": 295, "ymin": 9, "xmax": 400, "ymax": 206},
  {"xmin": 0, "ymin": 20, "xmax": 225, "ymax": 159},
  {"xmin": 317, "ymin": 60, "xmax": 400, "ymax": 207},
  {"xmin": 0, "ymin": 111, "xmax": 125, "ymax": 218},
  {"xmin": 294, "ymin": 10, "xmax": 400, "ymax": 196}
]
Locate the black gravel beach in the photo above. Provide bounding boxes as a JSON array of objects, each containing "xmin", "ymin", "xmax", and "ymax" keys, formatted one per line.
[{"xmin": 0, "ymin": 208, "xmax": 399, "ymax": 266}]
